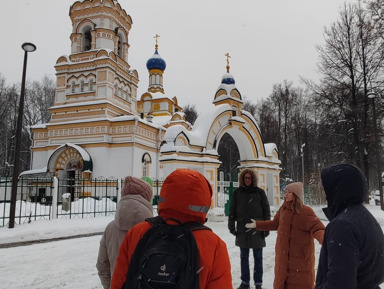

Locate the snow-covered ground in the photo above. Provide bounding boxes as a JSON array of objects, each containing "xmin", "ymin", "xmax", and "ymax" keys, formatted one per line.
[{"xmin": 0, "ymin": 204, "xmax": 383, "ymax": 289}]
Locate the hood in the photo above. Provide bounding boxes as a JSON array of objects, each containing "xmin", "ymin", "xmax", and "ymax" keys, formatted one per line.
[
  {"xmin": 238, "ymin": 169, "xmax": 258, "ymax": 187},
  {"xmin": 158, "ymin": 169, "xmax": 212, "ymax": 224},
  {"xmin": 321, "ymin": 164, "xmax": 367, "ymax": 221},
  {"xmin": 115, "ymin": 194, "xmax": 152, "ymax": 230}
]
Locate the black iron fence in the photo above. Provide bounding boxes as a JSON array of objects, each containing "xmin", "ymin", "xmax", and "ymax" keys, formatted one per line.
[{"xmin": 0, "ymin": 176, "xmax": 163, "ymax": 227}]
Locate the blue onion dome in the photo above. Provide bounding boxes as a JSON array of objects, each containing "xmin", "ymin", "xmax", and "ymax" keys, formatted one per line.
[
  {"xmin": 221, "ymin": 72, "xmax": 235, "ymax": 85},
  {"xmin": 146, "ymin": 50, "xmax": 166, "ymax": 71}
]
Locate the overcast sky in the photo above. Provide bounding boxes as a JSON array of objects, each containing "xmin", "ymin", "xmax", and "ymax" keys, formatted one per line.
[{"xmin": 0, "ymin": 0, "xmax": 352, "ymax": 115}]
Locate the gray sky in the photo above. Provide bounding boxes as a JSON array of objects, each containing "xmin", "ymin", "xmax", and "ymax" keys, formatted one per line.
[{"xmin": 0, "ymin": 0, "xmax": 352, "ymax": 114}]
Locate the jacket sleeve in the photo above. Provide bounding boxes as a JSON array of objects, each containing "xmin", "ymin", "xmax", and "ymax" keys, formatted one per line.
[
  {"xmin": 228, "ymin": 189, "xmax": 237, "ymax": 231},
  {"xmin": 110, "ymin": 222, "xmax": 151, "ymax": 289},
  {"xmin": 306, "ymin": 207, "xmax": 325, "ymax": 244},
  {"xmin": 110, "ymin": 229, "xmax": 132, "ymax": 289},
  {"xmin": 96, "ymin": 232, "xmax": 111, "ymax": 289},
  {"xmin": 205, "ymin": 238, "xmax": 233, "ymax": 289},
  {"xmin": 256, "ymin": 206, "xmax": 280, "ymax": 231}
]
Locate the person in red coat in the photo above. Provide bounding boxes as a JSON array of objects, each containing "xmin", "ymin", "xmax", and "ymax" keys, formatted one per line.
[
  {"xmin": 246, "ymin": 182, "xmax": 325, "ymax": 289},
  {"xmin": 111, "ymin": 168, "xmax": 233, "ymax": 289}
]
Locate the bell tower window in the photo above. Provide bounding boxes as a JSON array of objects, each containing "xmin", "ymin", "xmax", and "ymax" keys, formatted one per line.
[
  {"xmin": 117, "ymin": 33, "xmax": 123, "ymax": 58},
  {"xmin": 82, "ymin": 26, "xmax": 92, "ymax": 52}
]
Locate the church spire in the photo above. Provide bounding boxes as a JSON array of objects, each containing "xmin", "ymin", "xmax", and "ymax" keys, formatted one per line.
[{"xmin": 146, "ymin": 34, "xmax": 166, "ymax": 94}]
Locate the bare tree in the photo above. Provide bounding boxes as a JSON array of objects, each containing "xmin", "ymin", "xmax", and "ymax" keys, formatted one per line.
[{"xmin": 182, "ymin": 104, "xmax": 198, "ymax": 125}]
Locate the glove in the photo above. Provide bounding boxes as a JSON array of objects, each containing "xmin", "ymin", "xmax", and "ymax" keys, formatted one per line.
[
  {"xmin": 229, "ymin": 229, "xmax": 237, "ymax": 236},
  {"xmin": 245, "ymin": 219, "xmax": 256, "ymax": 229},
  {"xmin": 264, "ymin": 231, "xmax": 270, "ymax": 237}
]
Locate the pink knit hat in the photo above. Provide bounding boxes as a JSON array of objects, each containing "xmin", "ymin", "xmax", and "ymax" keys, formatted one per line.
[
  {"xmin": 286, "ymin": 182, "xmax": 303, "ymax": 199},
  {"xmin": 122, "ymin": 176, "xmax": 153, "ymax": 202}
]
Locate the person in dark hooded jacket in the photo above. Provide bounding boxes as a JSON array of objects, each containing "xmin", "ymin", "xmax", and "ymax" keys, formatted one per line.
[
  {"xmin": 228, "ymin": 169, "xmax": 271, "ymax": 289},
  {"xmin": 315, "ymin": 164, "xmax": 384, "ymax": 289}
]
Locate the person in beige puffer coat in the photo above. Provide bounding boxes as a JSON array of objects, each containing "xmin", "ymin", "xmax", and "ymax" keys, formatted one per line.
[{"xmin": 96, "ymin": 176, "xmax": 153, "ymax": 289}]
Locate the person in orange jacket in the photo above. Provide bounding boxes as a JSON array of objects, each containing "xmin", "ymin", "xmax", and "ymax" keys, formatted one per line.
[{"xmin": 111, "ymin": 168, "xmax": 233, "ymax": 289}]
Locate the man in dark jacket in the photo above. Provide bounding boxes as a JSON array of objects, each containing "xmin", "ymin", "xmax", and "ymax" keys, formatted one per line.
[
  {"xmin": 315, "ymin": 164, "xmax": 384, "ymax": 289},
  {"xmin": 228, "ymin": 169, "xmax": 271, "ymax": 289}
]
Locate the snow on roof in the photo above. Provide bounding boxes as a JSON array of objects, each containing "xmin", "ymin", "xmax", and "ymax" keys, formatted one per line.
[
  {"xmin": 54, "ymin": 143, "xmax": 91, "ymax": 162},
  {"xmin": 188, "ymin": 104, "xmax": 233, "ymax": 146},
  {"xmin": 264, "ymin": 143, "xmax": 278, "ymax": 156},
  {"xmin": 151, "ymin": 115, "xmax": 172, "ymax": 126},
  {"xmin": 161, "ymin": 104, "xmax": 234, "ymax": 148},
  {"xmin": 20, "ymin": 167, "xmax": 48, "ymax": 176},
  {"xmin": 159, "ymin": 153, "xmax": 221, "ymax": 164},
  {"xmin": 31, "ymin": 114, "xmax": 166, "ymax": 130}
]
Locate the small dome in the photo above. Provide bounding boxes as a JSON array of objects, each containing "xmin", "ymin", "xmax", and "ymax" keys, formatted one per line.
[
  {"xmin": 146, "ymin": 50, "xmax": 166, "ymax": 71},
  {"xmin": 221, "ymin": 73, "xmax": 235, "ymax": 85}
]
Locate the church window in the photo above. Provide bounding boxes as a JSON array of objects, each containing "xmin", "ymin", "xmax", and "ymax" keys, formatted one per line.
[
  {"xmin": 142, "ymin": 153, "xmax": 152, "ymax": 177},
  {"xmin": 117, "ymin": 33, "xmax": 123, "ymax": 58},
  {"xmin": 114, "ymin": 83, "xmax": 118, "ymax": 95},
  {"xmin": 80, "ymin": 80, "xmax": 84, "ymax": 92},
  {"xmin": 71, "ymin": 81, "xmax": 76, "ymax": 93},
  {"xmin": 82, "ymin": 26, "xmax": 92, "ymax": 52},
  {"xmin": 89, "ymin": 79, "xmax": 94, "ymax": 91}
]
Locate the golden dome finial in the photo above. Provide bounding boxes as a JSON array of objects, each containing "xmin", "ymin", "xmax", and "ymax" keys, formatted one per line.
[
  {"xmin": 225, "ymin": 52, "xmax": 231, "ymax": 73},
  {"xmin": 154, "ymin": 34, "xmax": 160, "ymax": 50}
]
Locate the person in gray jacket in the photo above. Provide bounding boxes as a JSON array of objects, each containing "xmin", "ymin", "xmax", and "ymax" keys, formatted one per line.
[
  {"xmin": 228, "ymin": 169, "xmax": 271, "ymax": 289},
  {"xmin": 96, "ymin": 176, "xmax": 153, "ymax": 289}
]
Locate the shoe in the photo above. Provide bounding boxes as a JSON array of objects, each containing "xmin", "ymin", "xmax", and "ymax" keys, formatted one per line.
[
  {"xmin": 255, "ymin": 285, "xmax": 262, "ymax": 289},
  {"xmin": 237, "ymin": 284, "xmax": 250, "ymax": 289}
]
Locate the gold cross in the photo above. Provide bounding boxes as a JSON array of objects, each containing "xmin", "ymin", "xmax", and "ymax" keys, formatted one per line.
[
  {"xmin": 225, "ymin": 53, "xmax": 231, "ymax": 72},
  {"xmin": 154, "ymin": 34, "xmax": 160, "ymax": 50}
]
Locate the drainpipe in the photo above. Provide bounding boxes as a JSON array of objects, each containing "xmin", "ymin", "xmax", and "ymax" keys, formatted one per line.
[{"xmin": 131, "ymin": 116, "xmax": 138, "ymax": 176}]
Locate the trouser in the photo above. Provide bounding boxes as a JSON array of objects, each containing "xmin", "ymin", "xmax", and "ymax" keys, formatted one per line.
[{"xmin": 240, "ymin": 247, "xmax": 263, "ymax": 286}]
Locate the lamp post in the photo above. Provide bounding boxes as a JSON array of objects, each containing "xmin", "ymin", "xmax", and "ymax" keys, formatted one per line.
[
  {"xmin": 9, "ymin": 42, "xmax": 36, "ymax": 228},
  {"xmin": 301, "ymin": 143, "xmax": 306, "ymax": 186},
  {"xmin": 367, "ymin": 91, "xmax": 384, "ymax": 211}
]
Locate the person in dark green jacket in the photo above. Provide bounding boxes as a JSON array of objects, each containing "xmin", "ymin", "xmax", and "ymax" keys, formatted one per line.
[{"xmin": 228, "ymin": 169, "xmax": 271, "ymax": 289}]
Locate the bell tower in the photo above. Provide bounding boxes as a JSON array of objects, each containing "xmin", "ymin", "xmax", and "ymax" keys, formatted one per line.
[{"xmin": 51, "ymin": 0, "xmax": 139, "ymax": 123}]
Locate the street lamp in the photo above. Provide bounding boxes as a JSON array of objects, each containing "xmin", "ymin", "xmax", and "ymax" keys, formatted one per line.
[
  {"xmin": 301, "ymin": 143, "xmax": 306, "ymax": 186},
  {"xmin": 9, "ymin": 42, "xmax": 36, "ymax": 228},
  {"xmin": 367, "ymin": 91, "xmax": 384, "ymax": 211}
]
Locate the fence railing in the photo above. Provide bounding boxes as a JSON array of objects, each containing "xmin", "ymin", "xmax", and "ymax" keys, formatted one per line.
[{"xmin": 0, "ymin": 176, "xmax": 163, "ymax": 227}]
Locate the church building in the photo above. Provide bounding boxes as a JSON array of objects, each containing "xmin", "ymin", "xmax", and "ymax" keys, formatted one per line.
[{"xmin": 27, "ymin": 0, "xmax": 281, "ymax": 207}]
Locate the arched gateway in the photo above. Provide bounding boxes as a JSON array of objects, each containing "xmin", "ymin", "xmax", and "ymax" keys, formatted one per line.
[{"xmin": 160, "ymin": 65, "xmax": 281, "ymax": 207}]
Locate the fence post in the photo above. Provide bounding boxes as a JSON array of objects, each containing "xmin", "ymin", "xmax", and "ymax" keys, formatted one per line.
[
  {"xmin": 117, "ymin": 178, "xmax": 122, "ymax": 203},
  {"xmin": 51, "ymin": 176, "xmax": 58, "ymax": 219}
]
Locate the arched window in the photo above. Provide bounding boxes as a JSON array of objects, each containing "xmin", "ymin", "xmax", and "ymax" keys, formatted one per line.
[
  {"xmin": 71, "ymin": 81, "xmax": 76, "ymax": 93},
  {"xmin": 142, "ymin": 153, "xmax": 152, "ymax": 177},
  {"xmin": 82, "ymin": 26, "xmax": 92, "ymax": 52},
  {"xmin": 89, "ymin": 79, "xmax": 94, "ymax": 91},
  {"xmin": 117, "ymin": 33, "xmax": 123, "ymax": 58},
  {"xmin": 80, "ymin": 80, "xmax": 84, "ymax": 92},
  {"xmin": 114, "ymin": 83, "xmax": 118, "ymax": 95}
]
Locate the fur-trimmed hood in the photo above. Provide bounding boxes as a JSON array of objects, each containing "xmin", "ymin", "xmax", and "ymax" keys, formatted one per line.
[{"xmin": 238, "ymin": 169, "xmax": 258, "ymax": 187}]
